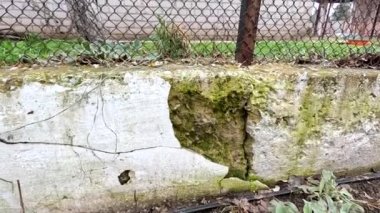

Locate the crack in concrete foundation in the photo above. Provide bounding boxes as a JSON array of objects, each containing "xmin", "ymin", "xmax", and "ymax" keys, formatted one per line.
[
  {"xmin": 0, "ymin": 77, "xmax": 121, "ymax": 161},
  {"xmin": 242, "ymin": 106, "xmax": 252, "ymax": 180},
  {"xmin": 0, "ymin": 79, "xmax": 103, "ymax": 135},
  {"xmin": 87, "ymin": 93, "xmax": 103, "ymax": 161},
  {"xmin": 99, "ymin": 84, "xmax": 119, "ymax": 153},
  {"xmin": 0, "ymin": 178, "xmax": 14, "ymax": 192},
  {"xmin": 72, "ymin": 148, "xmax": 92, "ymax": 183},
  {"xmin": 0, "ymin": 138, "xmax": 179, "ymax": 155}
]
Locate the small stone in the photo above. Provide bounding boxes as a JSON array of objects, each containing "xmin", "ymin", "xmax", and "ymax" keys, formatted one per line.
[
  {"xmin": 272, "ymin": 185, "xmax": 280, "ymax": 192},
  {"xmin": 9, "ymin": 67, "xmax": 18, "ymax": 71},
  {"xmin": 149, "ymin": 61, "xmax": 164, "ymax": 67}
]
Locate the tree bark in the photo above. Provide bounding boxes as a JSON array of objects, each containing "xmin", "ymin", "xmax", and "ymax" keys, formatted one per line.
[{"xmin": 65, "ymin": 0, "xmax": 104, "ymax": 42}]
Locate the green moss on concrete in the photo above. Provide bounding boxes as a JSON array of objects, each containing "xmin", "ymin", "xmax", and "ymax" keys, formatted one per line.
[
  {"xmin": 220, "ymin": 177, "xmax": 269, "ymax": 193},
  {"xmin": 293, "ymin": 86, "xmax": 332, "ymax": 147},
  {"xmin": 247, "ymin": 173, "xmax": 278, "ymax": 186},
  {"xmin": 337, "ymin": 75, "xmax": 380, "ymax": 130},
  {"xmin": 4, "ymin": 65, "xmax": 380, "ymax": 185},
  {"xmin": 0, "ymin": 66, "xmax": 128, "ymax": 93},
  {"xmin": 285, "ymin": 74, "xmax": 380, "ymax": 177},
  {"xmin": 0, "ymin": 78, "xmax": 23, "ymax": 92},
  {"xmin": 249, "ymin": 79, "xmax": 273, "ymax": 109},
  {"xmin": 168, "ymin": 74, "xmax": 273, "ymax": 180},
  {"xmin": 287, "ymin": 76, "xmax": 337, "ymax": 176}
]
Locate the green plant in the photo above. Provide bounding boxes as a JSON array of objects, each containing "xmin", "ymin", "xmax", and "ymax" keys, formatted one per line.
[
  {"xmin": 270, "ymin": 170, "xmax": 364, "ymax": 213},
  {"xmin": 151, "ymin": 17, "xmax": 190, "ymax": 59},
  {"xmin": 0, "ymin": 36, "xmax": 379, "ymax": 65},
  {"xmin": 23, "ymin": 33, "xmax": 43, "ymax": 42},
  {"xmin": 270, "ymin": 200, "xmax": 299, "ymax": 213}
]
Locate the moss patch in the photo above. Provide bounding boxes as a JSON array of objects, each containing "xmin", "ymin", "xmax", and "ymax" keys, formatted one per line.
[
  {"xmin": 337, "ymin": 75, "xmax": 380, "ymax": 130},
  {"xmin": 4, "ymin": 65, "xmax": 380, "ymax": 183},
  {"xmin": 293, "ymin": 79, "xmax": 334, "ymax": 147},
  {"xmin": 286, "ymin": 74, "xmax": 380, "ymax": 177},
  {"xmin": 0, "ymin": 69, "xmax": 129, "ymax": 94},
  {"xmin": 220, "ymin": 177, "xmax": 269, "ymax": 193},
  {"xmin": 168, "ymin": 74, "xmax": 273, "ymax": 179}
]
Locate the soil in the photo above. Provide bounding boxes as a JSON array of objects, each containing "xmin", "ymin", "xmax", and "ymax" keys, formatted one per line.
[
  {"xmin": 273, "ymin": 179, "xmax": 380, "ymax": 213},
  {"xmin": 335, "ymin": 53, "xmax": 380, "ymax": 70},
  {"xmin": 120, "ymin": 178, "xmax": 380, "ymax": 213},
  {"xmin": 296, "ymin": 53, "xmax": 380, "ymax": 70}
]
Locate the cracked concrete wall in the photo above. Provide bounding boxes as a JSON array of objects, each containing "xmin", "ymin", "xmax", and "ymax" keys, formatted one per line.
[
  {"xmin": 248, "ymin": 70, "xmax": 380, "ymax": 181},
  {"xmin": 164, "ymin": 66, "xmax": 380, "ymax": 182},
  {"xmin": 1, "ymin": 65, "xmax": 380, "ymax": 211},
  {"xmin": 0, "ymin": 71, "xmax": 228, "ymax": 212}
]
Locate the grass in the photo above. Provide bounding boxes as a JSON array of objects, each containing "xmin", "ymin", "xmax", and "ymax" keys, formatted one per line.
[
  {"xmin": 193, "ymin": 40, "xmax": 380, "ymax": 60},
  {"xmin": 0, "ymin": 35, "xmax": 379, "ymax": 65},
  {"xmin": 151, "ymin": 17, "xmax": 190, "ymax": 59}
]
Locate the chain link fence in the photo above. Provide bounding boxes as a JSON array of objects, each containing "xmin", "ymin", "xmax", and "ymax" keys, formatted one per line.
[
  {"xmin": 0, "ymin": 0, "xmax": 379, "ymax": 66},
  {"xmin": 236, "ymin": 0, "xmax": 380, "ymax": 67}
]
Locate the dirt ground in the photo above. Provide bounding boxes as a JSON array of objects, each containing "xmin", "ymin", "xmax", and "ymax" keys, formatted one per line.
[{"xmin": 123, "ymin": 178, "xmax": 380, "ymax": 213}]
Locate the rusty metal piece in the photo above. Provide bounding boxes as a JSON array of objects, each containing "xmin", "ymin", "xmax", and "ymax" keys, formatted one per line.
[
  {"xmin": 235, "ymin": 0, "xmax": 262, "ymax": 66},
  {"xmin": 370, "ymin": 3, "xmax": 380, "ymax": 39}
]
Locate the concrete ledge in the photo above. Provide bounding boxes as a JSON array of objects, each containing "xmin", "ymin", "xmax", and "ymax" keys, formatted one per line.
[{"xmin": 0, "ymin": 64, "xmax": 379, "ymax": 211}]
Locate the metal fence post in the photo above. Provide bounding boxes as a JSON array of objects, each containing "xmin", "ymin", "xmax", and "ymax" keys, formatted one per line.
[
  {"xmin": 370, "ymin": 2, "xmax": 380, "ymax": 39},
  {"xmin": 235, "ymin": 0, "xmax": 262, "ymax": 66}
]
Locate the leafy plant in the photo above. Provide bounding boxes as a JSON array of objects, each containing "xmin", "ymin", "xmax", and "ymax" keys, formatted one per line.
[
  {"xmin": 269, "ymin": 200, "xmax": 299, "ymax": 213},
  {"xmin": 270, "ymin": 170, "xmax": 364, "ymax": 213},
  {"xmin": 151, "ymin": 17, "xmax": 190, "ymax": 59}
]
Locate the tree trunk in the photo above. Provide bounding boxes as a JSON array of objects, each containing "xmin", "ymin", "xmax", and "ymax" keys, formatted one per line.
[{"xmin": 65, "ymin": 0, "xmax": 104, "ymax": 42}]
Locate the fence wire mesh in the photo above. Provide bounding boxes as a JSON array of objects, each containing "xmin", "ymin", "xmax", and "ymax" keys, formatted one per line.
[{"xmin": 0, "ymin": 0, "xmax": 379, "ymax": 67}]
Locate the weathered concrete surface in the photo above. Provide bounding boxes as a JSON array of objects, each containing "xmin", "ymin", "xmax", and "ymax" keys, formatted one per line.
[
  {"xmin": 0, "ymin": 69, "xmax": 228, "ymax": 212},
  {"xmin": 165, "ymin": 66, "xmax": 380, "ymax": 182},
  {"xmin": 249, "ymin": 70, "xmax": 380, "ymax": 181},
  {"xmin": 1, "ymin": 64, "xmax": 380, "ymax": 211}
]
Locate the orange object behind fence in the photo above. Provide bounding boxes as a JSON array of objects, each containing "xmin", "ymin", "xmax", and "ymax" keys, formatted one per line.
[{"xmin": 345, "ymin": 40, "xmax": 371, "ymax": 46}]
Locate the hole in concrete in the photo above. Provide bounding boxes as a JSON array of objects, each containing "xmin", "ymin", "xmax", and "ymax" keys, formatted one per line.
[
  {"xmin": 7, "ymin": 134, "xmax": 13, "ymax": 140},
  {"xmin": 118, "ymin": 170, "xmax": 131, "ymax": 185}
]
